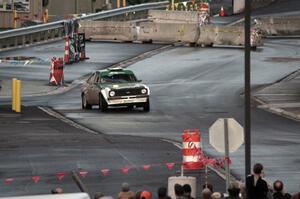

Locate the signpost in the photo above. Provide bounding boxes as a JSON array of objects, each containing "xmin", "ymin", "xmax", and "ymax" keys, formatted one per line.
[{"xmin": 209, "ymin": 118, "xmax": 244, "ymax": 191}]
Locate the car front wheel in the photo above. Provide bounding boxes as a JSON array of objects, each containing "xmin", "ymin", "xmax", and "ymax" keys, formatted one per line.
[
  {"xmin": 143, "ymin": 99, "xmax": 150, "ymax": 112},
  {"xmin": 99, "ymin": 94, "xmax": 108, "ymax": 112}
]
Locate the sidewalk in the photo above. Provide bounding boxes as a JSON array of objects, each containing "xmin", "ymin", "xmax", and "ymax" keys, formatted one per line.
[
  {"xmin": 253, "ymin": 69, "xmax": 300, "ymax": 121},
  {"xmin": 0, "ymin": 79, "xmax": 75, "ymax": 100},
  {"xmin": 0, "ymin": 79, "xmax": 60, "ymax": 97}
]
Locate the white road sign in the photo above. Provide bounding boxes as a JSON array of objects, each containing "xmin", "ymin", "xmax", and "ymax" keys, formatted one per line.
[{"xmin": 209, "ymin": 118, "xmax": 244, "ymax": 153}]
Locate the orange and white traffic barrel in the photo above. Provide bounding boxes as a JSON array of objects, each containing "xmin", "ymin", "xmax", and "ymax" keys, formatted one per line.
[
  {"xmin": 64, "ymin": 34, "xmax": 70, "ymax": 64},
  {"xmin": 182, "ymin": 129, "xmax": 204, "ymax": 170}
]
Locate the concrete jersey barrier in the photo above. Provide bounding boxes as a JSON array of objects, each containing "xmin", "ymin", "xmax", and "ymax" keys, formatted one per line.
[
  {"xmin": 79, "ymin": 20, "xmax": 136, "ymax": 41},
  {"xmin": 148, "ymin": 10, "xmax": 200, "ymax": 24},
  {"xmin": 136, "ymin": 22, "xmax": 199, "ymax": 43},
  {"xmin": 197, "ymin": 25, "xmax": 262, "ymax": 47},
  {"xmin": 255, "ymin": 16, "xmax": 300, "ymax": 36}
]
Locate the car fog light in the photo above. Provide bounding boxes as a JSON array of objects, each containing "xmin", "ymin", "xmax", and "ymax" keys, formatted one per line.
[
  {"xmin": 141, "ymin": 89, "xmax": 147, "ymax": 94},
  {"xmin": 109, "ymin": 91, "xmax": 115, "ymax": 97}
]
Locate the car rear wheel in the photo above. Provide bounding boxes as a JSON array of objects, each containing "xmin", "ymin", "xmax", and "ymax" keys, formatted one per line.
[
  {"xmin": 82, "ymin": 94, "xmax": 92, "ymax": 109},
  {"xmin": 99, "ymin": 94, "xmax": 108, "ymax": 112},
  {"xmin": 143, "ymin": 100, "xmax": 150, "ymax": 112}
]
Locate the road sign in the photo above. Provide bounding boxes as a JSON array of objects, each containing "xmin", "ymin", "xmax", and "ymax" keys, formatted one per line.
[
  {"xmin": 209, "ymin": 118, "xmax": 244, "ymax": 153},
  {"xmin": 209, "ymin": 118, "xmax": 244, "ymax": 192}
]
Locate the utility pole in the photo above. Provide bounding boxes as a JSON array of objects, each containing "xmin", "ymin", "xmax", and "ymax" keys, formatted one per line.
[{"xmin": 244, "ymin": 0, "xmax": 251, "ymax": 179}]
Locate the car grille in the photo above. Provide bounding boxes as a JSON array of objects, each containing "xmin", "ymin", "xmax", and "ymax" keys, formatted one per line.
[{"xmin": 114, "ymin": 88, "xmax": 142, "ymax": 96}]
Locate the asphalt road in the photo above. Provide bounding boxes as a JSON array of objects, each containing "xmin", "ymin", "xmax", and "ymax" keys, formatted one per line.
[
  {"xmin": 0, "ymin": 42, "xmax": 227, "ymax": 197},
  {"xmin": 1, "ymin": 39, "xmax": 300, "ymax": 194},
  {"xmin": 46, "ymin": 39, "xmax": 300, "ymax": 193},
  {"xmin": 0, "ymin": 106, "xmax": 226, "ymax": 197}
]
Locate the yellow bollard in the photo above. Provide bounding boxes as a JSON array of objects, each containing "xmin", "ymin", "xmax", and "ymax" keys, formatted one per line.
[
  {"xmin": 15, "ymin": 80, "xmax": 21, "ymax": 113},
  {"xmin": 123, "ymin": 0, "xmax": 126, "ymax": 7},
  {"xmin": 12, "ymin": 78, "xmax": 17, "ymax": 111},
  {"xmin": 13, "ymin": 10, "xmax": 17, "ymax": 29},
  {"xmin": 117, "ymin": 0, "xmax": 120, "ymax": 8},
  {"xmin": 43, "ymin": 9, "xmax": 49, "ymax": 23}
]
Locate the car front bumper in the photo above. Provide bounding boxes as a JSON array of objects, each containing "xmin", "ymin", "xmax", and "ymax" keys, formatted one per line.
[{"xmin": 107, "ymin": 96, "xmax": 148, "ymax": 105}]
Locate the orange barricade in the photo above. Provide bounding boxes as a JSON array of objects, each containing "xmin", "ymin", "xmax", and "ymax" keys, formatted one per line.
[
  {"xmin": 182, "ymin": 129, "xmax": 204, "ymax": 170},
  {"xmin": 49, "ymin": 57, "xmax": 64, "ymax": 86}
]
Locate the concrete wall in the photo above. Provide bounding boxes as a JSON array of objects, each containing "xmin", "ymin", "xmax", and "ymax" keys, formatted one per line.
[
  {"xmin": 0, "ymin": 0, "xmax": 43, "ymax": 28},
  {"xmin": 79, "ymin": 20, "xmax": 136, "ymax": 41},
  {"xmin": 148, "ymin": 10, "xmax": 199, "ymax": 24},
  {"xmin": 198, "ymin": 25, "xmax": 245, "ymax": 46},
  {"xmin": 79, "ymin": 20, "xmax": 262, "ymax": 47},
  {"xmin": 136, "ymin": 22, "xmax": 199, "ymax": 43},
  {"xmin": 255, "ymin": 16, "xmax": 300, "ymax": 36}
]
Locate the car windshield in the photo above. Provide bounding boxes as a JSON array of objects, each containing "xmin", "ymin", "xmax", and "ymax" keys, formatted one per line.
[{"xmin": 101, "ymin": 73, "xmax": 137, "ymax": 83}]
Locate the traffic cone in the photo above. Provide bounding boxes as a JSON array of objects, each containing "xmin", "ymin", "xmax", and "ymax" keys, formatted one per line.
[
  {"xmin": 219, "ymin": 6, "xmax": 225, "ymax": 17},
  {"xmin": 64, "ymin": 34, "xmax": 69, "ymax": 64}
]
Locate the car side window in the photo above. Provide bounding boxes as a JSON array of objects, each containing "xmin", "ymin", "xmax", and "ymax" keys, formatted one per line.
[
  {"xmin": 87, "ymin": 73, "xmax": 95, "ymax": 84},
  {"xmin": 94, "ymin": 74, "xmax": 100, "ymax": 83}
]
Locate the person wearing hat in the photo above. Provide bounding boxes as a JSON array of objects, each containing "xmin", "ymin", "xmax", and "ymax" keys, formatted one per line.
[
  {"xmin": 118, "ymin": 182, "xmax": 135, "ymax": 199},
  {"xmin": 140, "ymin": 190, "xmax": 151, "ymax": 199}
]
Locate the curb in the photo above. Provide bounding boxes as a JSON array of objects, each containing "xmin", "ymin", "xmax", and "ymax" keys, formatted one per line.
[{"xmin": 252, "ymin": 69, "xmax": 300, "ymax": 122}]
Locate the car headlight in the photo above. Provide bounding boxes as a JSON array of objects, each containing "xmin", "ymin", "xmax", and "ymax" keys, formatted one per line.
[
  {"xmin": 109, "ymin": 91, "xmax": 115, "ymax": 97},
  {"xmin": 141, "ymin": 88, "xmax": 147, "ymax": 94}
]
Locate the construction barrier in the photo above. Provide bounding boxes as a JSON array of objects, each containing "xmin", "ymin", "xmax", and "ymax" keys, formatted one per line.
[
  {"xmin": 148, "ymin": 10, "xmax": 200, "ymax": 24},
  {"xmin": 79, "ymin": 20, "xmax": 136, "ymax": 41},
  {"xmin": 198, "ymin": 25, "xmax": 262, "ymax": 47},
  {"xmin": 255, "ymin": 16, "xmax": 300, "ymax": 36},
  {"xmin": 49, "ymin": 57, "xmax": 64, "ymax": 86},
  {"xmin": 78, "ymin": 14, "xmax": 262, "ymax": 47},
  {"xmin": 136, "ymin": 22, "xmax": 199, "ymax": 44},
  {"xmin": 182, "ymin": 129, "xmax": 204, "ymax": 170},
  {"xmin": 11, "ymin": 78, "xmax": 21, "ymax": 113}
]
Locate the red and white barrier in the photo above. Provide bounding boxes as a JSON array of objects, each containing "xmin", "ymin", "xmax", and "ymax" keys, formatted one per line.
[
  {"xmin": 182, "ymin": 129, "xmax": 204, "ymax": 170},
  {"xmin": 49, "ymin": 57, "xmax": 64, "ymax": 86},
  {"xmin": 64, "ymin": 34, "xmax": 70, "ymax": 64}
]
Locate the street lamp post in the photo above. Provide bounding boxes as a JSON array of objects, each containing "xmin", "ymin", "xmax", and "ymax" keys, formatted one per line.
[{"xmin": 244, "ymin": 0, "xmax": 251, "ymax": 179}]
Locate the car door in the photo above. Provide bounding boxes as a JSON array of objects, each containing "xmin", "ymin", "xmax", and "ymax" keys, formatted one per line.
[
  {"xmin": 83, "ymin": 73, "xmax": 96, "ymax": 104},
  {"xmin": 90, "ymin": 73, "xmax": 101, "ymax": 104}
]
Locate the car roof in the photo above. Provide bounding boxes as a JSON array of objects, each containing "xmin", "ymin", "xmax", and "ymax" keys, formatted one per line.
[{"xmin": 97, "ymin": 68, "xmax": 134, "ymax": 76}]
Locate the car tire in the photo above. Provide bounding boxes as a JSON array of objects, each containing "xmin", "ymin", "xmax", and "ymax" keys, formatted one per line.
[
  {"xmin": 143, "ymin": 99, "xmax": 150, "ymax": 112},
  {"xmin": 82, "ymin": 94, "xmax": 92, "ymax": 109},
  {"xmin": 99, "ymin": 94, "xmax": 108, "ymax": 112}
]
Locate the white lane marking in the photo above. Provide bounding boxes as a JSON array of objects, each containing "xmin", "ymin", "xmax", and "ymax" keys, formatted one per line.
[{"xmin": 38, "ymin": 106, "xmax": 98, "ymax": 135}]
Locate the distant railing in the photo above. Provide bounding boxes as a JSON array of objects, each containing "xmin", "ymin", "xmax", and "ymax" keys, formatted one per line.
[{"xmin": 0, "ymin": 1, "xmax": 168, "ymax": 51}]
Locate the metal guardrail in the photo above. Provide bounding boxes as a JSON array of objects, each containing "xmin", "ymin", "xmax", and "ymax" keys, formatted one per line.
[{"xmin": 0, "ymin": 1, "xmax": 168, "ymax": 40}]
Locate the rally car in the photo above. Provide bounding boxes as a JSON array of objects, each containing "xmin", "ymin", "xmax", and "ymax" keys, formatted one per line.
[{"xmin": 81, "ymin": 68, "xmax": 150, "ymax": 112}]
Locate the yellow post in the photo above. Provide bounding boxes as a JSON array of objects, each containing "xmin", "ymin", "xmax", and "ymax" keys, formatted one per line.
[
  {"xmin": 15, "ymin": 80, "xmax": 21, "ymax": 113},
  {"xmin": 12, "ymin": 78, "xmax": 17, "ymax": 111},
  {"xmin": 43, "ymin": 9, "xmax": 49, "ymax": 23},
  {"xmin": 13, "ymin": 10, "xmax": 17, "ymax": 29},
  {"xmin": 123, "ymin": 0, "xmax": 126, "ymax": 7},
  {"xmin": 117, "ymin": 0, "xmax": 120, "ymax": 8}
]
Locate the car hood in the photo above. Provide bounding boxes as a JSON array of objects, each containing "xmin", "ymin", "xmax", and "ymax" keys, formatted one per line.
[{"xmin": 98, "ymin": 82, "xmax": 147, "ymax": 90}]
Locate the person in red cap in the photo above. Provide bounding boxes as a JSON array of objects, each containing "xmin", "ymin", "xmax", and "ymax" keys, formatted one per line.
[{"xmin": 140, "ymin": 191, "xmax": 151, "ymax": 199}]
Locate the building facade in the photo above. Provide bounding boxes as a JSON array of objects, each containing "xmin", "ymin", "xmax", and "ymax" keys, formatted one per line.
[
  {"xmin": 46, "ymin": 0, "xmax": 107, "ymax": 16},
  {"xmin": 0, "ymin": 0, "xmax": 43, "ymax": 28}
]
